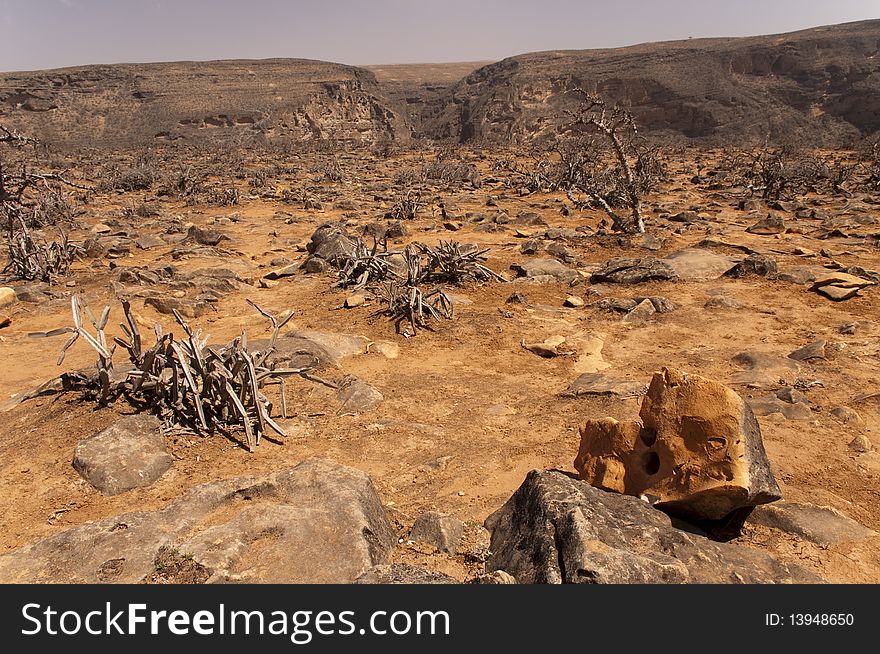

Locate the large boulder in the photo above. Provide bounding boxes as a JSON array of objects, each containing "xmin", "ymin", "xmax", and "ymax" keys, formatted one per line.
[
  {"xmin": 590, "ymin": 257, "xmax": 677, "ymax": 284},
  {"xmin": 574, "ymin": 368, "xmax": 781, "ymax": 523},
  {"xmin": 72, "ymin": 414, "xmax": 173, "ymax": 495},
  {"xmin": 485, "ymin": 470, "xmax": 819, "ymax": 584},
  {"xmin": 303, "ymin": 222, "xmax": 359, "ymax": 270},
  {"xmin": 0, "ymin": 458, "xmax": 395, "ymax": 583}
]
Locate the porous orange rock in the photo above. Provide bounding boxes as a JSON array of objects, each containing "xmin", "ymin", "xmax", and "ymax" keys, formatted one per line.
[{"xmin": 574, "ymin": 368, "xmax": 782, "ymax": 522}]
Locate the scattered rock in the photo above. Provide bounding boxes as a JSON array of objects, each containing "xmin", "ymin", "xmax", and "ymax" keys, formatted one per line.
[
  {"xmin": 184, "ymin": 225, "xmax": 230, "ymax": 247},
  {"xmin": 0, "ymin": 459, "xmax": 395, "ymax": 583},
  {"xmin": 747, "ymin": 396, "xmax": 813, "ymax": 420},
  {"xmin": 485, "ymin": 470, "xmax": 817, "ymax": 583},
  {"xmin": 776, "ymin": 386, "xmax": 809, "ymax": 404},
  {"xmin": 562, "ymin": 373, "xmax": 647, "ymax": 398},
  {"xmin": 590, "ymin": 257, "xmax": 677, "ymax": 284},
  {"xmin": 72, "ymin": 415, "xmax": 172, "ymax": 495},
  {"xmin": 336, "ymin": 376, "xmax": 383, "ymax": 415},
  {"xmin": 356, "ymin": 564, "xmax": 458, "ymax": 584},
  {"xmin": 135, "ymin": 235, "xmax": 166, "ymax": 250},
  {"xmin": 283, "ymin": 330, "xmax": 368, "ymax": 366},
  {"xmin": 409, "ymin": 512, "xmax": 464, "ymax": 553},
  {"xmin": 0, "ymin": 287, "xmax": 16, "ymax": 309},
  {"xmin": 704, "ymin": 295, "xmax": 742, "ymax": 310},
  {"xmin": 506, "ymin": 292, "xmax": 528, "ymax": 305},
  {"xmin": 811, "ymin": 271, "xmax": 875, "ymax": 301},
  {"xmin": 849, "ymin": 434, "xmax": 873, "ymax": 453},
  {"xmin": 729, "ymin": 351, "xmax": 800, "ymax": 388},
  {"xmin": 144, "ymin": 296, "xmax": 211, "ymax": 318},
  {"xmin": 748, "ymin": 502, "xmax": 875, "ymax": 547},
  {"xmin": 662, "ymin": 249, "xmax": 737, "ymax": 281},
  {"xmin": 510, "ymin": 258, "xmax": 578, "ymax": 283},
  {"xmin": 622, "ymin": 298, "xmax": 656, "ymax": 323},
  {"xmin": 575, "ymin": 368, "xmax": 782, "ymax": 523},
  {"xmin": 724, "ymin": 253, "xmax": 778, "ymax": 278},
  {"xmin": 344, "ymin": 294, "xmax": 367, "ymax": 308},
  {"xmin": 472, "ymin": 570, "xmax": 516, "ymax": 584},
  {"xmin": 263, "ymin": 263, "xmax": 300, "ymax": 280},
  {"xmin": 639, "ymin": 234, "xmax": 664, "ymax": 251},
  {"xmin": 303, "ymin": 223, "xmax": 359, "ymax": 270},
  {"xmin": 521, "ymin": 336, "xmax": 572, "ymax": 358},
  {"xmin": 832, "ymin": 406, "xmax": 864, "ymax": 427},
  {"xmin": 788, "ymin": 339, "xmax": 827, "ymax": 361},
  {"xmin": 746, "ymin": 214, "xmax": 786, "ymax": 235},
  {"xmin": 563, "ymin": 295, "xmax": 584, "ymax": 308}
]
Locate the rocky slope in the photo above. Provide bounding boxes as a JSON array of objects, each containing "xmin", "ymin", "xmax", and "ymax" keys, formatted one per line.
[{"xmin": 427, "ymin": 19, "xmax": 880, "ymax": 146}]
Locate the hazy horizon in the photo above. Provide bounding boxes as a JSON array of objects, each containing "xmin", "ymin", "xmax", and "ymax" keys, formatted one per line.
[{"xmin": 1, "ymin": 0, "xmax": 878, "ymax": 73}]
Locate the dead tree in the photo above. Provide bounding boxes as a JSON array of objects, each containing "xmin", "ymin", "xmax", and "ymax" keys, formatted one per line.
[{"xmin": 563, "ymin": 92, "xmax": 651, "ymax": 234}]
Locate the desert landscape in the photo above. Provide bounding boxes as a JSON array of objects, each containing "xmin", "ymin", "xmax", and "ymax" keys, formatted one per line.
[{"xmin": 0, "ymin": 18, "xmax": 879, "ymax": 584}]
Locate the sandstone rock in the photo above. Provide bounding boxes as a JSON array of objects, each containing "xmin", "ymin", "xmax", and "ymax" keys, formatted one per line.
[
  {"xmin": 590, "ymin": 257, "xmax": 677, "ymax": 284},
  {"xmin": 562, "ymin": 373, "xmax": 647, "ymax": 398},
  {"xmin": 336, "ymin": 375, "xmax": 383, "ymax": 415},
  {"xmin": 563, "ymin": 295, "xmax": 584, "ymax": 308},
  {"xmin": 485, "ymin": 470, "xmax": 818, "ymax": 583},
  {"xmin": 748, "ymin": 502, "xmax": 876, "ymax": 547},
  {"xmin": 575, "ymin": 368, "xmax": 782, "ymax": 523},
  {"xmin": 409, "ymin": 511, "xmax": 464, "ymax": 554},
  {"xmin": 0, "ymin": 458, "xmax": 394, "ymax": 583},
  {"xmin": 356, "ymin": 564, "xmax": 458, "ymax": 584},
  {"xmin": 345, "ymin": 294, "xmax": 367, "ymax": 308},
  {"xmin": 811, "ymin": 271, "xmax": 875, "ymax": 301},
  {"xmin": 662, "ymin": 249, "xmax": 737, "ymax": 281},
  {"xmin": 0, "ymin": 287, "xmax": 17, "ymax": 309},
  {"xmin": 746, "ymin": 214, "xmax": 786, "ymax": 235},
  {"xmin": 510, "ymin": 258, "xmax": 578, "ymax": 283},
  {"xmin": 72, "ymin": 415, "xmax": 172, "ymax": 495}
]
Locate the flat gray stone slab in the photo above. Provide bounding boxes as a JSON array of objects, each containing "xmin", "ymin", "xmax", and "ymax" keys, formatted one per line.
[
  {"xmin": 0, "ymin": 458, "xmax": 395, "ymax": 584},
  {"xmin": 72, "ymin": 414, "xmax": 172, "ymax": 495}
]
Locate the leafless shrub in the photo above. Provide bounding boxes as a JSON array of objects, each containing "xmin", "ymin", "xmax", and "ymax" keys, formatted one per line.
[
  {"xmin": 561, "ymin": 91, "xmax": 660, "ymax": 233},
  {"xmin": 332, "ymin": 236, "xmax": 399, "ymax": 290},
  {"xmin": 387, "ymin": 187, "xmax": 423, "ymax": 220},
  {"xmin": 34, "ymin": 297, "xmax": 306, "ymax": 452},
  {"xmin": 4, "ymin": 214, "xmax": 81, "ymax": 283},
  {"xmin": 374, "ymin": 246, "xmax": 454, "ymax": 335},
  {"xmin": 417, "ymin": 241, "xmax": 506, "ymax": 284}
]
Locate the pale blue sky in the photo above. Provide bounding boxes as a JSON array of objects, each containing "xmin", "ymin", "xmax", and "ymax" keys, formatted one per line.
[{"xmin": 1, "ymin": 0, "xmax": 878, "ymax": 72}]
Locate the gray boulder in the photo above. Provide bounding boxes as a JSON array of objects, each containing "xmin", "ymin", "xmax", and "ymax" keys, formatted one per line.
[
  {"xmin": 72, "ymin": 415, "xmax": 172, "ymax": 495},
  {"xmin": 485, "ymin": 470, "xmax": 820, "ymax": 584},
  {"xmin": 0, "ymin": 458, "xmax": 395, "ymax": 584}
]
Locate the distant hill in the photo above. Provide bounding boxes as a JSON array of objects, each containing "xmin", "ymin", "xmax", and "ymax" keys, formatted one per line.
[
  {"xmin": 426, "ymin": 19, "xmax": 880, "ymax": 146},
  {"xmin": 0, "ymin": 58, "xmax": 411, "ymax": 149},
  {"xmin": 1, "ymin": 20, "xmax": 879, "ymax": 150}
]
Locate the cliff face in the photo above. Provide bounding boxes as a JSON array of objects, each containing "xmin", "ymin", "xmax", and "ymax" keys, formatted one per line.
[
  {"xmin": 425, "ymin": 20, "xmax": 880, "ymax": 146},
  {"xmin": 0, "ymin": 58, "xmax": 410, "ymax": 149}
]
